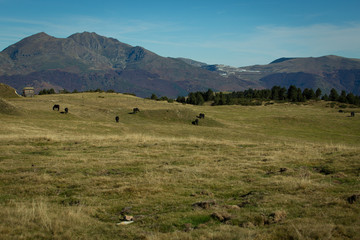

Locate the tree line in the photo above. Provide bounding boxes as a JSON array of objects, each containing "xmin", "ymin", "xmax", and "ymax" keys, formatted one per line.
[
  {"xmin": 36, "ymin": 86, "xmax": 360, "ymax": 106},
  {"xmin": 176, "ymin": 86, "xmax": 360, "ymax": 106},
  {"xmin": 37, "ymin": 88, "xmax": 116, "ymax": 95}
]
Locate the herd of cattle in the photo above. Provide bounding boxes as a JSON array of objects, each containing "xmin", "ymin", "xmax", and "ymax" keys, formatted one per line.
[
  {"xmin": 53, "ymin": 103, "xmax": 356, "ymax": 125},
  {"xmin": 53, "ymin": 104, "xmax": 206, "ymax": 125}
]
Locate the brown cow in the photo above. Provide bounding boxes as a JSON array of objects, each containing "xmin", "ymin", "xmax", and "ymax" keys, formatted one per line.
[
  {"xmin": 192, "ymin": 119, "xmax": 199, "ymax": 125},
  {"xmin": 133, "ymin": 108, "xmax": 140, "ymax": 113},
  {"xmin": 197, "ymin": 113, "xmax": 205, "ymax": 119},
  {"xmin": 53, "ymin": 104, "xmax": 60, "ymax": 111}
]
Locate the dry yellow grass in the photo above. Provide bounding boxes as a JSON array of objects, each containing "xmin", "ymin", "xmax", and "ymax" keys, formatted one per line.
[{"xmin": 0, "ymin": 93, "xmax": 359, "ymax": 239}]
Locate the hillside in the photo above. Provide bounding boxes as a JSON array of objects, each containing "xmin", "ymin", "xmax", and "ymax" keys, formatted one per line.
[
  {"xmin": 0, "ymin": 98, "xmax": 20, "ymax": 114},
  {"xmin": 0, "ymin": 83, "xmax": 20, "ymax": 98},
  {"xmin": 0, "ymin": 93, "xmax": 359, "ymax": 239}
]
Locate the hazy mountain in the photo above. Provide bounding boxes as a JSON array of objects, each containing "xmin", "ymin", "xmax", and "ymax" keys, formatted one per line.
[
  {"xmin": 189, "ymin": 55, "xmax": 360, "ymax": 95},
  {"xmin": 1, "ymin": 32, "xmax": 360, "ymax": 97}
]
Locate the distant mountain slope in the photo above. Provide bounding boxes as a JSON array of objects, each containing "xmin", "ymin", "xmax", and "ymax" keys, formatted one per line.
[
  {"xmin": 256, "ymin": 56, "xmax": 360, "ymax": 94},
  {"xmin": 1, "ymin": 32, "xmax": 360, "ymax": 97},
  {"xmin": 187, "ymin": 55, "xmax": 360, "ymax": 95}
]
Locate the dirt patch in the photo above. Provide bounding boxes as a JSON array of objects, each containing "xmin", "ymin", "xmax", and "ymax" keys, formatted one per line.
[{"xmin": 192, "ymin": 200, "xmax": 217, "ymax": 209}]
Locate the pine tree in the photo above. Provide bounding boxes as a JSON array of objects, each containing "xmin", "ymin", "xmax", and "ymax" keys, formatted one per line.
[
  {"xmin": 205, "ymin": 89, "xmax": 214, "ymax": 101},
  {"xmin": 303, "ymin": 88, "xmax": 316, "ymax": 100},
  {"xmin": 187, "ymin": 92, "xmax": 197, "ymax": 104},
  {"xmin": 338, "ymin": 90, "xmax": 347, "ymax": 103},
  {"xmin": 196, "ymin": 92, "xmax": 205, "ymax": 105},
  {"xmin": 346, "ymin": 93, "xmax": 356, "ymax": 105},
  {"xmin": 287, "ymin": 85, "xmax": 298, "ymax": 102},
  {"xmin": 271, "ymin": 86, "xmax": 280, "ymax": 100},
  {"xmin": 176, "ymin": 96, "xmax": 186, "ymax": 103},
  {"xmin": 297, "ymin": 88, "xmax": 304, "ymax": 102},
  {"xmin": 279, "ymin": 87, "xmax": 287, "ymax": 100},
  {"xmin": 151, "ymin": 93, "xmax": 158, "ymax": 100},
  {"xmin": 322, "ymin": 94, "xmax": 329, "ymax": 101},
  {"xmin": 329, "ymin": 88, "xmax": 339, "ymax": 101}
]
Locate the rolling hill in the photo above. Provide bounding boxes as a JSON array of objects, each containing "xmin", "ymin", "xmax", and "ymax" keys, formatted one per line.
[{"xmin": 1, "ymin": 32, "xmax": 360, "ymax": 97}]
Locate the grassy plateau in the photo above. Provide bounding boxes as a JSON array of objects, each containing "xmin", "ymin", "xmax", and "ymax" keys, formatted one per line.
[{"xmin": 0, "ymin": 92, "xmax": 359, "ymax": 239}]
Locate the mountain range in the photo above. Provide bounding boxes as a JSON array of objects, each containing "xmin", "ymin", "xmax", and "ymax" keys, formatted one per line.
[{"xmin": 1, "ymin": 32, "xmax": 360, "ymax": 97}]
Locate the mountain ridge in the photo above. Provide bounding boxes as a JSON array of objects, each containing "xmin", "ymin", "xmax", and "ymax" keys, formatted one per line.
[
  {"xmin": 0, "ymin": 32, "xmax": 233, "ymax": 96},
  {"xmin": 1, "ymin": 32, "xmax": 360, "ymax": 97}
]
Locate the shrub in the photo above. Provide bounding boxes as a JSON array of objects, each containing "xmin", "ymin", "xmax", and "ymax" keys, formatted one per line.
[
  {"xmin": 38, "ymin": 88, "xmax": 56, "ymax": 95},
  {"xmin": 150, "ymin": 93, "xmax": 158, "ymax": 100}
]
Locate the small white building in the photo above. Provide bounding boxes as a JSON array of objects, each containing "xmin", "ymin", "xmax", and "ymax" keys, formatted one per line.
[{"xmin": 22, "ymin": 87, "xmax": 35, "ymax": 97}]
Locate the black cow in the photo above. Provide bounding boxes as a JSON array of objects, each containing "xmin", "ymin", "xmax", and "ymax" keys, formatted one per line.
[
  {"xmin": 64, "ymin": 108, "xmax": 68, "ymax": 114},
  {"xmin": 197, "ymin": 113, "xmax": 205, "ymax": 119},
  {"xmin": 133, "ymin": 108, "xmax": 140, "ymax": 114},
  {"xmin": 192, "ymin": 119, "xmax": 199, "ymax": 125},
  {"xmin": 53, "ymin": 104, "xmax": 60, "ymax": 111},
  {"xmin": 115, "ymin": 116, "xmax": 119, "ymax": 123},
  {"xmin": 351, "ymin": 112, "xmax": 355, "ymax": 117}
]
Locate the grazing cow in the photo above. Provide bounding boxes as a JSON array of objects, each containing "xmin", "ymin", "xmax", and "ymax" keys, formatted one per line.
[
  {"xmin": 192, "ymin": 119, "xmax": 199, "ymax": 125},
  {"xmin": 133, "ymin": 108, "xmax": 140, "ymax": 114},
  {"xmin": 64, "ymin": 108, "xmax": 68, "ymax": 114},
  {"xmin": 351, "ymin": 112, "xmax": 355, "ymax": 117},
  {"xmin": 197, "ymin": 113, "xmax": 205, "ymax": 119},
  {"xmin": 115, "ymin": 116, "xmax": 119, "ymax": 123},
  {"xmin": 347, "ymin": 194, "xmax": 360, "ymax": 204},
  {"xmin": 53, "ymin": 104, "xmax": 60, "ymax": 111}
]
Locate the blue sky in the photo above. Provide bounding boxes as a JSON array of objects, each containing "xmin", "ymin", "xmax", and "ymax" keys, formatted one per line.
[{"xmin": 1, "ymin": 0, "xmax": 360, "ymax": 66}]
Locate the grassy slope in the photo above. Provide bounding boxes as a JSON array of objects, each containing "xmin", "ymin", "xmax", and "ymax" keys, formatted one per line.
[
  {"xmin": 0, "ymin": 93, "xmax": 359, "ymax": 239},
  {"xmin": 0, "ymin": 83, "xmax": 20, "ymax": 98}
]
